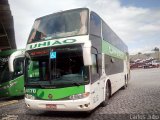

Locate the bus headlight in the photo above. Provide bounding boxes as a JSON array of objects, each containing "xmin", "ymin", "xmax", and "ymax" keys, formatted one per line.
[
  {"xmin": 69, "ymin": 92, "xmax": 90, "ymax": 100},
  {"xmin": 25, "ymin": 94, "xmax": 35, "ymax": 100}
]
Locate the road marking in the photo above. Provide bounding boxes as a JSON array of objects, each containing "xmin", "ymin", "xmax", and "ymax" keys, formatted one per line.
[{"xmin": 0, "ymin": 100, "xmax": 19, "ymax": 107}]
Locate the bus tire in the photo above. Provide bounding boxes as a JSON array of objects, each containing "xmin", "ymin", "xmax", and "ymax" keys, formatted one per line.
[
  {"xmin": 101, "ymin": 84, "xmax": 109, "ymax": 107},
  {"xmin": 122, "ymin": 76, "xmax": 128, "ymax": 89}
]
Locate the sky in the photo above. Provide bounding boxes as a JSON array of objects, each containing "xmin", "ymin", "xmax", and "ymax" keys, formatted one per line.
[{"xmin": 8, "ymin": 0, "xmax": 160, "ymax": 55}]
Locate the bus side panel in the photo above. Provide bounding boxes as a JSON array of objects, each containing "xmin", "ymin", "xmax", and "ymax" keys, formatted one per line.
[
  {"xmin": 90, "ymin": 81, "xmax": 104, "ymax": 108},
  {"xmin": 0, "ymin": 81, "xmax": 11, "ymax": 97},
  {"xmin": 0, "ymin": 75, "xmax": 24, "ymax": 98},
  {"xmin": 9, "ymin": 75, "xmax": 24, "ymax": 97}
]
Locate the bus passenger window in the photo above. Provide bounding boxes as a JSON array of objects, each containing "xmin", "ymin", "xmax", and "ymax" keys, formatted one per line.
[{"xmin": 90, "ymin": 12, "xmax": 101, "ymax": 37}]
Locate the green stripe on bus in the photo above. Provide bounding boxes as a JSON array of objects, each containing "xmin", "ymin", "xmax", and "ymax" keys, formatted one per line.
[
  {"xmin": 102, "ymin": 40, "xmax": 126, "ymax": 60},
  {"xmin": 26, "ymin": 85, "xmax": 85, "ymax": 100}
]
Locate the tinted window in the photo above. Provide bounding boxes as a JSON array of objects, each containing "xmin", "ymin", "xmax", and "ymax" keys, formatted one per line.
[
  {"xmin": 0, "ymin": 56, "xmax": 10, "ymax": 84},
  {"xmin": 25, "ymin": 45, "xmax": 90, "ymax": 88},
  {"xmin": 28, "ymin": 9, "xmax": 88, "ymax": 43},
  {"xmin": 90, "ymin": 12, "xmax": 101, "ymax": 37},
  {"xmin": 102, "ymin": 22, "xmax": 112, "ymax": 44},
  {"xmin": 105, "ymin": 55, "xmax": 124, "ymax": 75},
  {"xmin": 0, "ymin": 66, "xmax": 10, "ymax": 84},
  {"xmin": 102, "ymin": 21, "xmax": 128, "ymax": 53},
  {"xmin": 91, "ymin": 54, "xmax": 99, "ymax": 83},
  {"xmin": 13, "ymin": 58, "xmax": 24, "ymax": 79}
]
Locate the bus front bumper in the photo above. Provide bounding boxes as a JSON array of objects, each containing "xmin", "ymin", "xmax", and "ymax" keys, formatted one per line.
[{"xmin": 25, "ymin": 97, "xmax": 93, "ymax": 111}]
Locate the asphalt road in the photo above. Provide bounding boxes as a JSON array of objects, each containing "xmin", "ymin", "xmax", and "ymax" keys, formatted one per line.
[{"xmin": 1, "ymin": 68, "xmax": 160, "ymax": 120}]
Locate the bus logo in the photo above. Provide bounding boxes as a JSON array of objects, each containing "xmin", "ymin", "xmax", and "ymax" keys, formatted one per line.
[{"xmin": 29, "ymin": 39, "xmax": 77, "ymax": 49}]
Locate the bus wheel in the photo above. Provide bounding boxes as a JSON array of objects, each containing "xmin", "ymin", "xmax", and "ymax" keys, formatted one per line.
[
  {"xmin": 122, "ymin": 78, "xmax": 128, "ymax": 89},
  {"xmin": 101, "ymin": 84, "xmax": 109, "ymax": 107}
]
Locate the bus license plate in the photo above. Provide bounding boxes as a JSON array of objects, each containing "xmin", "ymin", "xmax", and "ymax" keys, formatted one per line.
[{"xmin": 46, "ymin": 104, "xmax": 57, "ymax": 109}]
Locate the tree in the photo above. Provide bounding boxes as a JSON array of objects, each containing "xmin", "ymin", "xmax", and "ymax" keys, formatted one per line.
[{"xmin": 153, "ymin": 47, "xmax": 159, "ymax": 52}]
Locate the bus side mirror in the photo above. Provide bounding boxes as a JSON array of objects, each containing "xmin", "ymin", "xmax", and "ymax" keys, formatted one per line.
[{"xmin": 83, "ymin": 47, "xmax": 92, "ymax": 65}]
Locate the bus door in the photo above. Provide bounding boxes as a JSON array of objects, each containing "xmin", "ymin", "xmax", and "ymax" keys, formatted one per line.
[
  {"xmin": 90, "ymin": 54, "xmax": 102, "ymax": 106},
  {"xmin": 11, "ymin": 57, "xmax": 24, "ymax": 95}
]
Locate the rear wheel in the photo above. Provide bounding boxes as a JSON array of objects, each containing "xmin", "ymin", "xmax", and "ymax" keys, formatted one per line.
[
  {"xmin": 101, "ymin": 84, "xmax": 109, "ymax": 107},
  {"xmin": 122, "ymin": 78, "xmax": 128, "ymax": 89}
]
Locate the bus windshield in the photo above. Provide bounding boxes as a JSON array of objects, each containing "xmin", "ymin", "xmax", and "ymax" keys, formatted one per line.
[
  {"xmin": 0, "ymin": 58, "xmax": 10, "ymax": 84},
  {"xmin": 28, "ymin": 9, "xmax": 88, "ymax": 43},
  {"xmin": 25, "ymin": 45, "xmax": 89, "ymax": 88},
  {"xmin": 0, "ymin": 57, "xmax": 24, "ymax": 84}
]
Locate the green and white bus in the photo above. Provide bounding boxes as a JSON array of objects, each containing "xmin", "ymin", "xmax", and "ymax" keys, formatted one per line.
[
  {"xmin": 0, "ymin": 49, "xmax": 25, "ymax": 98},
  {"xmin": 23, "ymin": 8, "xmax": 130, "ymax": 111}
]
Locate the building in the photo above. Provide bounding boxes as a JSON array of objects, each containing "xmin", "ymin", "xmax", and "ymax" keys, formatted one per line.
[
  {"xmin": 0, "ymin": 0, "xmax": 16, "ymax": 51},
  {"xmin": 130, "ymin": 52, "xmax": 160, "ymax": 69},
  {"xmin": 130, "ymin": 52, "xmax": 160, "ymax": 61}
]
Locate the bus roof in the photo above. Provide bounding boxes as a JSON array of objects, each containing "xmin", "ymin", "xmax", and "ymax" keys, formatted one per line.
[
  {"xmin": 0, "ymin": 49, "xmax": 17, "ymax": 57},
  {"xmin": 35, "ymin": 8, "xmax": 89, "ymax": 21},
  {"xmin": 30, "ymin": 8, "xmax": 128, "ymax": 53},
  {"xmin": 0, "ymin": 49, "xmax": 25, "ymax": 57}
]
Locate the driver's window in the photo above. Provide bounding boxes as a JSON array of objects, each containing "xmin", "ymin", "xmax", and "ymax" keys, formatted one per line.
[
  {"xmin": 91, "ymin": 54, "xmax": 99, "ymax": 84},
  {"xmin": 13, "ymin": 58, "xmax": 24, "ymax": 78}
]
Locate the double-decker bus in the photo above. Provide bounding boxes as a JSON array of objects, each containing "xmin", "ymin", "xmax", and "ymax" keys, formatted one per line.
[
  {"xmin": 0, "ymin": 49, "xmax": 25, "ymax": 97},
  {"xmin": 23, "ymin": 8, "xmax": 130, "ymax": 111}
]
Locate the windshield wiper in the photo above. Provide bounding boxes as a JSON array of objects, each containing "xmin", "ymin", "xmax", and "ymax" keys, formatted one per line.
[
  {"xmin": 25, "ymin": 83, "xmax": 57, "ymax": 89},
  {"xmin": 73, "ymin": 82, "xmax": 81, "ymax": 86},
  {"xmin": 44, "ymin": 35, "xmax": 61, "ymax": 40},
  {"xmin": 41, "ymin": 85, "xmax": 56, "ymax": 89},
  {"xmin": 25, "ymin": 83, "xmax": 44, "ymax": 88}
]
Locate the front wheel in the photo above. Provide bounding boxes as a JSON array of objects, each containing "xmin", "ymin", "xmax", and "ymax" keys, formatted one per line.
[
  {"xmin": 122, "ymin": 79, "xmax": 128, "ymax": 89},
  {"xmin": 101, "ymin": 84, "xmax": 109, "ymax": 107}
]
